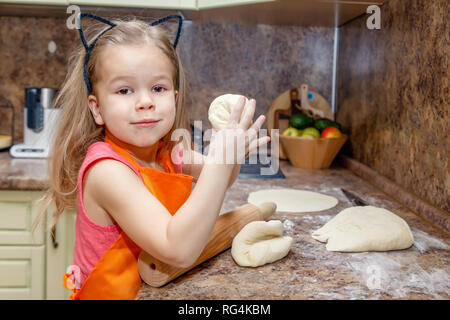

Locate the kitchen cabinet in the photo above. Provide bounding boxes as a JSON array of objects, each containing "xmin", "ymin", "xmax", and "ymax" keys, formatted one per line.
[
  {"xmin": 69, "ymin": 0, "xmax": 274, "ymax": 10},
  {"xmin": 0, "ymin": 246, "xmax": 45, "ymax": 299},
  {"xmin": 68, "ymin": 0, "xmax": 196, "ymax": 10},
  {"xmin": 45, "ymin": 202, "xmax": 76, "ymax": 300},
  {"xmin": 0, "ymin": 0, "xmax": 385, "ymax": 28},
  {"xmin": 0, "ymin": 0, "xmax": 195, "ymax": 9},
  {"xmin": 0, "ymin": 0, "xmax": 69, "ymax": 4},
  {"xmin": 190, "ymin": 0, "xmax": 388, "ymax": 28},
  {"xmin": 197, "ymin": 0, "xmax": 274, "ymax": 9},
  {"xmin": 0, "ymin": 0, "xmax": 273, "ymax": 10},
  {"xmin": 68, "ymin": 0, "xmax": 272, "ymax": 10},
  {"xmin": 0, "ymin": 190, "xmax": 75, "ymax": 300}
]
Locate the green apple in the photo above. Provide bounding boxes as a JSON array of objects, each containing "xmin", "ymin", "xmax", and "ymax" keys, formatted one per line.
[
  {"xmin": 301, "ymin": 127, "xmax": 320, "ymax": 138},
  {"xmin": 283, "ymin": 127, "xmax": 302, "ymax": 137}
]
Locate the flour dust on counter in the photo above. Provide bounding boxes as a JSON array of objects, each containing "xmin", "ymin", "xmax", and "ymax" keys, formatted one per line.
[
  {"xmin": 346, "ymin": 251, "xmax": 450, "ymax": 299},
  {"xmin": 283, "ymin": 219, "xmax": 295, "ymax": 230},
  {"xmin": 411, "ymin": 228, "xmax": 450, "ymax": 254}
]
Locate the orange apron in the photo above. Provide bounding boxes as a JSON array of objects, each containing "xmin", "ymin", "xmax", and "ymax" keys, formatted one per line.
[{"xmin": 63, "ymin": 136, "xmax": 193, "ymax": 300}]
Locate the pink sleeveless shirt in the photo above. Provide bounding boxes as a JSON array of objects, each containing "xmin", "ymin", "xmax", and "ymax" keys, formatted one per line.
[{"xmin": 73, "ymin": 141, "xmax": 183, "ymax": 284}]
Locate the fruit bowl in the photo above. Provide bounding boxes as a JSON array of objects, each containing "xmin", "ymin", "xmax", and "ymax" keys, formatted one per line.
[{"xmin": 279, "ymin": 134, "xmax": 348, "ymax": 169}]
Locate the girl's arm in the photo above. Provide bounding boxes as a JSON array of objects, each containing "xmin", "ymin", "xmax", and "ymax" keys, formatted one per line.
[
  {"xmin": 182, "ymin": 147, "xmax": 240, "ymax": 188},
  {"xmin": 226, "ymin": 163, "xmax": 241, "ymax": 188},
  {"xmin": 85, "ymin": 158, "xmax": 235, "ymax": 269}
]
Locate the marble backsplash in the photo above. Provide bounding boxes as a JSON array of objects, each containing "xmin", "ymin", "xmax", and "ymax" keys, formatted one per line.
[
  {"xmin": 0, "ymin": 13, "xmax": 334, "ymax": 142},
  {"xmin": 336, "ymin": 0, "xmax": 449, "ymax": 212}
]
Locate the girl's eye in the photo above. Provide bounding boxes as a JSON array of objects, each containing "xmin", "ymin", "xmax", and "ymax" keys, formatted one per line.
[
  {"xmin": 152, "ymin": 86, "xmax": 166, "ymax": 93},
  {"xmin": 117, "ymin": 88, "xmax": 132, "ymax": 95}
]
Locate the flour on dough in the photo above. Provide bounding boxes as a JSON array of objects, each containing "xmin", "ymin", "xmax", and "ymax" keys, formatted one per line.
[
  {"xmin": 247, "ymin": 189, "xmax": 338, "ymax": 213},
  {"xmin": 231, "ymin": 220, "xmax": 293, "ymax": 267},
  {"xmin": 208, "ymin": 94, "xmax": 251, "ymax": 130},
  {"xmin": 311, "ymin": 206, "xmax": 414, "ymax": 252}
]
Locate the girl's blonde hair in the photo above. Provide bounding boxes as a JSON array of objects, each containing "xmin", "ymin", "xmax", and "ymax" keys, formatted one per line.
[{"xmin": 33, "ymin": 17, "xmax": 189, "ymax": 233}]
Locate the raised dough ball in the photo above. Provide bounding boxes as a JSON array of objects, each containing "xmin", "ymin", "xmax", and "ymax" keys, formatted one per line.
[
  {"xmin": 231, "ymin": 220, "xmax": 293, "ymax": 267},
  {"xmin": 208, "ymin": 94, "xmax": 251, "ymax": 130},
  {"xmin": 311, "ymin": 206, "xmax": 414, "ymax": 252}
]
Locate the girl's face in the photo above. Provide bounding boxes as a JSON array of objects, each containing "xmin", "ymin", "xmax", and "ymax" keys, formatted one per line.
[{"xmin": 88, "ymin": 43, "xmax": 177, "ymax": 149}]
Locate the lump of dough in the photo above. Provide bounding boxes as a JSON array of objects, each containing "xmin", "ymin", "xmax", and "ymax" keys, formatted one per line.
[
  {"xmin": 311, "ymin": 206, "xmax": 414, "ymax": 252},
  {"xmin": 208, "ymin": 94, "xmax": 251, "ymax": 130},
  {"xmin": 248, "ymin": 189, "xmax": 338, "ymax": 213},
  {"xmin": 231, "ymin": 220, "xmax": 293, "ymax": 267}
]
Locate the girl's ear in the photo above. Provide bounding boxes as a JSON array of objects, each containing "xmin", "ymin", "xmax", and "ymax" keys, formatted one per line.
[
  {"xmin": 88, "ymin": 95, "xmax": 105, "ymax": 126},
  {"xmin": 174, "ymin": 90, "xmax": 179, "ymax": 103}
]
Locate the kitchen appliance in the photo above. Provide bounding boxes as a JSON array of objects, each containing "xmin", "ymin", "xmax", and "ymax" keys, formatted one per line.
[
  {"xmin": 266, "ymin": 84, "xmax": 334, "ymax": 159},
  {"xmin": 10, "ymin": 88, "xmax": 60, "ymax": 158}
]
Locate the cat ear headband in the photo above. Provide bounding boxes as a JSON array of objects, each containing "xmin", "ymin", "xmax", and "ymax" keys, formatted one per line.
[{"xmin": 77, "ymin": 12, "xmax": 183, "ymax": 95}]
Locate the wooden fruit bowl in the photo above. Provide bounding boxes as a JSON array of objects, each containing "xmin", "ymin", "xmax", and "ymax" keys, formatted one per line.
[{"xmin": 279, "ymin": 134, "xmax": 347, "ymax": 169}]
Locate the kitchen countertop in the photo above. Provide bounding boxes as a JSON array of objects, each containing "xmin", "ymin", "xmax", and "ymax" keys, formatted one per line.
[
  {"xmin": 0, "ymin": 150, "xmax": 48, "ymax": 190},
  {"xmin": 0, "ymin": 150, "xmax": 448, "ymax": 299},
  {"xmin": 137, "ymin": 160, "xmax": 450, "ymax": 300}
]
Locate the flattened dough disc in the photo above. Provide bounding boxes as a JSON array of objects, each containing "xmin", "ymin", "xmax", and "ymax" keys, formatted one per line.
[{"xmin": 247, "ymin": 189, "xmax": 338, "ymax": 213}]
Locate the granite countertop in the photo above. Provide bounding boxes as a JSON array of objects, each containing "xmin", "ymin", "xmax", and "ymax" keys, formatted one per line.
[
  {"xmin": 0, "ymin": 150, "xmax": 48, "ymax": 190},
  {"xmin": 137, "ymin": 161, "xmax": 450, "ymax": 300},
  {"xmin": 0, "ymin": 150, "xmax": 448, "ymax": 299}
]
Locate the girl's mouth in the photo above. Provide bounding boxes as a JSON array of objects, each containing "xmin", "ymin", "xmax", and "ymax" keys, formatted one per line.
[{"xmin": 131, "ymin": 119, "xmax": 161, "ymax": 127}]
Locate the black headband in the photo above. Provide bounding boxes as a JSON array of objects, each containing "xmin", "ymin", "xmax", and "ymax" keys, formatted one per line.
[{"xmin": 77, "ymin": 13, "xmax": 183, "ymax": 95}]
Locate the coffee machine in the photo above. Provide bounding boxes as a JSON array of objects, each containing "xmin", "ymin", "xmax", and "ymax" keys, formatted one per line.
[{"xmin": 10, "ymin": 88, "xmax": 60, "ymax": 158}]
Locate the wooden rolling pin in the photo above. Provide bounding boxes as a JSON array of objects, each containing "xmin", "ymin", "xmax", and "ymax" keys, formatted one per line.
[{"xmin": 138, "ymin": 202, "xmax": 276, "ymax": 287}]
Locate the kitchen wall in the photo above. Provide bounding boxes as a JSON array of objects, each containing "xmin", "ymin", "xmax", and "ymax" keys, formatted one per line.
[
  {"xmin": 0, "ymin": 16, "xmax": 74, "ymax": 142},
  {"xmin": 0, "ymin": 12, "xmax": 334, "ymax": 142},
  {"xmin": 337, "ymin": 0, "xmax": 449, "ymax": 212}
]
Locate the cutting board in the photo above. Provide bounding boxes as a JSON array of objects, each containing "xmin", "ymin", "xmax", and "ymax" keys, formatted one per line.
[{"xmin": 267, "ymin": 84, "xmax": 333, "ymax": 159}]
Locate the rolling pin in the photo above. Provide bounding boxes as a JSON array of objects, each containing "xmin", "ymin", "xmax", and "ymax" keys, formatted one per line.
[{"xmin": 138, "ymin": 202, "xmax": 276, "ymax": 287}]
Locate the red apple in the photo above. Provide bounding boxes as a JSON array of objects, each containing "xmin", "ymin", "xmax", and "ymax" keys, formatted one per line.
[{"xmin": 321, "ymin": 126, "xmax": 342, "ymax": 138}]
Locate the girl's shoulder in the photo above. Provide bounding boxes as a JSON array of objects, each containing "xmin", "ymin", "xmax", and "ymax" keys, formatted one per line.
[
  {"xmin": 85, "ymin": 141, "xmax": 115, "ymax": 158},
  {"xmin": 80, "ymin": 142, "xmax": 141, "ymax": 179}
]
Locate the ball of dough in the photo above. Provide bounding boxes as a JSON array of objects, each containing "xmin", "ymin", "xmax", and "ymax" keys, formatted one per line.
[
  {"xmin": 231, "ymin": 220, "xmax": 293, "ymax": 267},
  {"xmin": 208, "ymin": 94, "xmax": 251, "ymax": 130},
  {"xmin": 311, "ymin": 206, "xmax": 414, "ymax": 252}
]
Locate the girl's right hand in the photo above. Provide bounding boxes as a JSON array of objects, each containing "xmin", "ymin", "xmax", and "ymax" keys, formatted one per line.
[{"xmin": 206, "ymin": 96, "xmax": 269, "ymax": 166}]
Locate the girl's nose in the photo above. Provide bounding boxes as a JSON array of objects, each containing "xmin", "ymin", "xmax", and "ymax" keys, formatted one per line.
[{"xmin": 135, "ymin": 92, "xmax": 155, "ymax": 110}]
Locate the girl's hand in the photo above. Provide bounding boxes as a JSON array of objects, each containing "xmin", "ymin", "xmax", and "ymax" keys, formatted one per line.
[{"xmin": 206, "ymin": 96, "xmax": 269, "ymax": 166}]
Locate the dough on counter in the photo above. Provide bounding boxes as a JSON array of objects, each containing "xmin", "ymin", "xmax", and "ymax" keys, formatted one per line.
[
  {"xmin": 311, "ymin": 206, "xmax": 414, "ymax": 252},
  {"xmin": 247, "ymin": 189, "xmax": 338, "ymax": 213},
  {"xmin": 231, "ymin": 220, "xmax": 293, "ymax": 267},
  {"xmin": 208, "ymin": 94, "xmax": 251, "ymax": 130}
]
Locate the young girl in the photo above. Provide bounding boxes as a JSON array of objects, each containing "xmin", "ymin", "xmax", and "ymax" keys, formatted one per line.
[{"xmin": 35, "ymin": 14, "xmax": 269, "ymax": 300}]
